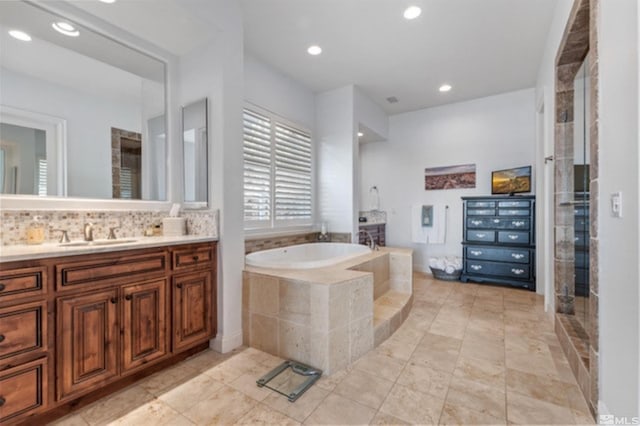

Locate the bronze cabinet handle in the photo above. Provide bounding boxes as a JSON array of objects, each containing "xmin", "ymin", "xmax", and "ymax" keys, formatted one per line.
[
  {"xmin": 0, "ymin": 334, "xmax": 5, "ymax": 343},
  {"xmin": 192, "ymin": 256, "xmax": 199, "ymax": 262},
  {"xmin": 125, "ymin": 294, "xmax": 132, "ymax": 301},
  {"xmin": 110, "ymin": 297, "xmax": 118, "ymax": 304},
  {"xmin": 0, "ymin": 283, "xmax": 5, "ymax": 291},
  {"xmin": 0, "ymin": 396, "xmax": 5, "ymax": 406},
  {"xmin": 177, "ymin": 283, "xmax": 183, "ymax": 289}
]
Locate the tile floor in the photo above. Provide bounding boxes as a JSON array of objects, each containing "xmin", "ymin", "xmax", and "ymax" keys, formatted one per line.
[{"xmin": 52, "ymin": 273, "xmax": 594, "ymax": 425}]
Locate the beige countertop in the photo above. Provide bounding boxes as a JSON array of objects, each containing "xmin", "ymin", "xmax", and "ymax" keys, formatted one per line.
[{"xmin": 0, "ymin": 235, "xmax": 218, "ymax": 263}]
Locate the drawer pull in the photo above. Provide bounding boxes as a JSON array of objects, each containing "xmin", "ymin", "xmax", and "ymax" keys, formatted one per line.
[
  {"xmin": 125, "ymin": 294, "xmax": 132, "ymax": 301},
  {"xmin": 0, "ymin": 334, "xmax": 4, "ymax": 343},
  {"xmin": 511, "ymin": 268, "xmax": 525, "ymax": 275},
  {"xmin": 0, "ymin": 283, "xmax": 5, "ymax": 291},
  {"xmin": 511, "ymin": 253, "xmax": 525, "ymax": 260},
  {"xmin": 177, "ymin": 283, "xmax": 183, "ymax": 289},
  {"xmin": 508, "ymin": 235, "xmax": 519, "ymax": 240},
  {"xmin": 470, "ymin": 250, "xmax": 483, "ymax": 256},
  {"xmin": 512, "ymin": 221, "xmax": 525, "ymax": 227},
  {"xmin": 110, "ymin": 297, "xmax": 118, "ymax": 304},
  {"xmin": 470, "ymin": 265, "xmax": 482, "ymax": 271},
  {"xmin": 192, "ymin": 255, "xmax": 199, "ymax": 261},
  {"xmin": 476, "ymin": 233, "xmax": 486, "ymax": 238},
  {"xmin": 493, "ymin": 219, "xmax": 500, "ymax": 223},
  {"xmin": 471, "ymin": 220, "xmax": 482, "ymax": 225},
  {"xmin": 0, "ymin": 396, "xmax": 5, "ymax": 406}
]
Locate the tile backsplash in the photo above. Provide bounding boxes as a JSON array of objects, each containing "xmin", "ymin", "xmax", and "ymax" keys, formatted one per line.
[{"xmin": 1, "ymin": 209, "xmax": 218, "ymax": 246}]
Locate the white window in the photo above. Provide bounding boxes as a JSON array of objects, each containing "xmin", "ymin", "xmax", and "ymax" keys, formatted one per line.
[
  {"xmin": 243, "ymin": 107, "xmax": 312, "ymax": 230},
  {"xmin": 36, "ymin": 157, "xmax": 47, "ymax": 196}
]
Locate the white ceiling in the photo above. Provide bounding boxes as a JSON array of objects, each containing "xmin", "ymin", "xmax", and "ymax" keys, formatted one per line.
[{"xmin": 240, "ymin": 0, "xmax": 558, "ymax": 114}]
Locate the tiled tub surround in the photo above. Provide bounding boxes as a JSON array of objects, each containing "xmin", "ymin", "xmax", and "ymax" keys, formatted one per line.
[
  {"xmin": 0, "ymin": 209, "xmax": 219, "ymax": 246},
  {"xmin": 359, "ymin": 210, "xmax": 387, "ymax": 225},
  {"xmin": 243, "ymin": 247, "xmax": 413, "ymax": 375},
  {"xmin": 245, "ymin": 231, "xmax": 351, "ymax": 254}
]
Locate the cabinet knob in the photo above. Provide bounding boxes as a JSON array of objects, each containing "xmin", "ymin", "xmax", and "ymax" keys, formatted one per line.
[
  {"xmin": 0, "ymin": 334, "xmax": 4, "ymax": 343},
  {"xmin": 125, "ymin": 294, "xmax": 132, "ymax": 301},
  {"xmin": 177, "ymin": 283, "xmax": 183, "ymax": 289},
  {"xmin": 0, "ymin": 283, "xmax": 5, "ymax": 291},
  {"xmin": 110, "ymin": 297, "xmax": 118, "ymax": 304},
  {"xmin": 192, "ymin": 255, "xmax": 199, "ymax": 262},
  {"xmin": 0, "ymin": 396, "xmax": 5, "ymax": 406}
]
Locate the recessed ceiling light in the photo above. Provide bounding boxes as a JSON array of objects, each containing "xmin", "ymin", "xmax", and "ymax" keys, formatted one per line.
[
  {"xmin": 307, "ymin": 45, "xmax": 322, "ymax": 56},
  {"xmin": 439, "ymin": 84, "xmax": 452, "ymax": 92},
  {"xmin": 8, "ymin": 30, "xmax": 31, "ymax": 42},
  {"xmin": 358, "ymin": 132, "xmax": 364, "ymax": 137},
  {"xmin": 403, "ymin": 6, "xmax": 422, "ymax": 20},
  {"xmin": 52, "ymin": 21, "xmax": 80, "ymax": 37},
  {"xmin": 99, "ymin": 0, "xmax": 117, "ymax": 3}
]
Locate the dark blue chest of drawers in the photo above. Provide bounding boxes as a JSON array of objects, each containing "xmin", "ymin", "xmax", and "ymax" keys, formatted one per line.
[{"xmin": 461, "ymin": 196, "xmax": 535, "ymax": 291}]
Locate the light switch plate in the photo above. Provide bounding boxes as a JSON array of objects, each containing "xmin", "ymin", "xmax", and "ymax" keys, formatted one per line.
[{"xmin": 611, "ymin": 192, "xmax": 622, "ymax": 218}]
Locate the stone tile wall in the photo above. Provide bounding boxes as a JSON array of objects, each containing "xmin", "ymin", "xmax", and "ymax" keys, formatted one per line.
[
  {"xmin": 0, "ymin": 209, "xmax": 218, "ymax": 245},
  {"xmin": 245, "ymin": 232, "xmax": 352, "ymax": 254}
]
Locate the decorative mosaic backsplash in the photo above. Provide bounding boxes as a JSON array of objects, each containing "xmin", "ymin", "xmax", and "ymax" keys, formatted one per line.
[
  {"xmin": 0, "ymin": 209, "xmax": 218, "ymax": 246},
  {"xmin": 245, "ymin": 231, "xmax": 351, "ymax": 254},
  {"xmin": 359, "ymin": 210, "xmax": 387, "ymax": 225}
]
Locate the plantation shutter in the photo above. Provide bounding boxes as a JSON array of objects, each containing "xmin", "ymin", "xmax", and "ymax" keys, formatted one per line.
[
  {"xmin": 274, "ymin": 123, "xmax": 312, "ymax": 222},
  {"xmin": 37, "ymin": 157, "xmax": 47, "ymax": 196},
  {"xmin": 243, "ymin": 109, "xmax": 272, "ymax": 224}
]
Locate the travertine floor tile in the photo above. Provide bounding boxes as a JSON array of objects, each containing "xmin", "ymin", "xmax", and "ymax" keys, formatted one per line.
[
  {"xmin": 333, "ymin": 369, "xmax": 394, "ymax": 410},
  {"xmin": 506, "ymin": 368, "xmax": 574, "ymax": 408},
  {"xmin": 507, "ymin": 392, "xmax": 577, "ymax": 425},
  {"xmin": 396, "ymin": 361, "xmax": 452, "ymax": 400},
  {"xmin": 354, "ymin": 352, "xmax": 405, "ymax": 382},
  {"xmin": 182, "ymin": 385, "xmax": 257, "ymax": 425},
  {"xmin": 236, "ymin": 403, "xmax": 301, "ymax": 425},
  {"xmin": 453, "ymin": 354, "xmax": 505, "ymax": 389},
  {"xmin": 440, "ymin": 402, "xmax": 507, "ymax": 426},
  {"xmin": 157, "ymin": 373, "xmax": 224, "ymax": 412},
  {"xmin": 304, "ymin": 393, "xmax": 377, "ymax": 425},
  {"xmin": 262, "ymin": 384, "xmax": 330, "ymax": 422},
  {"xmin": 108, "ymin": 399, "xmax": 193, "ymax": 426},
  {"xmin": 445, "ymin": 377, "xmax": 506, "ymax": 420},
  {"xmin": 79, "ymin": 385, "xmax": 155, "ymax": 425},
  {"xmin": 138, "ymin": 363, "xmax": 199, "ymax": 396},
  {"xmin": 379, "ymin": 383, "xmax": 445, "ymax": 425},
  {"xmin": 369, "ymin": 411, "xmax": 410, "ymax": 425}
]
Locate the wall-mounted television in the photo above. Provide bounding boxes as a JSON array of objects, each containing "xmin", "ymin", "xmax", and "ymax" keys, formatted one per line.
[{"xmin": 491, "ymin": 165, "xmax": 532, "ymax": 195}]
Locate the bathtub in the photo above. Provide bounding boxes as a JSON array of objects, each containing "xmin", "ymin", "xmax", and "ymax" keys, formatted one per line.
[{"xmin": 245, "ymin": 242, "xmax": 371, "ymax": 269}]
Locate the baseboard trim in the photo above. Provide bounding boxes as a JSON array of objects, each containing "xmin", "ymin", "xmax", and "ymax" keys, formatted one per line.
[{"xmin": 211, "ymin": 330, "xmax": 243, "ymax": 353}]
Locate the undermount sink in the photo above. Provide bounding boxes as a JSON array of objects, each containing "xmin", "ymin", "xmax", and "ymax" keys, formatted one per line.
[{"xmin": 59, "ymin": 239, "xmax": 138, "ymax": 247}]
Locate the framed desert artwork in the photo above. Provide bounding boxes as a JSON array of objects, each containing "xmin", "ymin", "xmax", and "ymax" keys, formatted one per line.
[{"xmin": 425, "ymin": 163, "xmax": 476, "ymax": 190}]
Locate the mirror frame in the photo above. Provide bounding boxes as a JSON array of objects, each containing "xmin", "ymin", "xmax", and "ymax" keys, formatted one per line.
[
  {"xmin": 0, "ymin": 0, "xmax": 173, "ymax": 209},
  {"xmin": 182, "ymin": 97, "xmax": 209, "ymax": 209}
]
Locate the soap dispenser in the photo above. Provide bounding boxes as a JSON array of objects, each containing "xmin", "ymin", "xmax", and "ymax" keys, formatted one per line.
[{"xmin": 26, "ymin": 215, "xmax": 45, "ymax": 245}]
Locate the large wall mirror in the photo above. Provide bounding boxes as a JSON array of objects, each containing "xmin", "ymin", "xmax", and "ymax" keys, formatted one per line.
[
  {"xmin": 182, "ymin": 98, "xmax": 208, "ymax": 207},
  {"xmin": 0, "ymin": 1, "xmax": 167, "ymax": 200}
]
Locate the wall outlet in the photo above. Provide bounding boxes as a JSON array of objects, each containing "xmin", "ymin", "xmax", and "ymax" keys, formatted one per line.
[{"xmin": 610, "ymin": 192, "xmax": 622, "ymax": 218}]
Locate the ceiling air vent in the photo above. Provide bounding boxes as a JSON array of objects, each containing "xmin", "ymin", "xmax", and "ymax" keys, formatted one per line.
[{"xmin": 386, "ymin": 96, "xmax": 399, "ymax": 104}]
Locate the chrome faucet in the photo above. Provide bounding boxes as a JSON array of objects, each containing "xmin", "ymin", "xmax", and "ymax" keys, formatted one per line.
[
  {"xmin": 83, "ymin": 223, "xmax": 94, "ymax": 242},
  {"xmin": 358, "ymin": 229, "xmax": 378, "ymax": 251}
]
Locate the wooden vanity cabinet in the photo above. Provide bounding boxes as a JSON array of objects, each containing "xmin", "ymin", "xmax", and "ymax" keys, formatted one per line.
[{"xmin": 0, "ymin": 240, "xmax": 217, "ymax": 425}]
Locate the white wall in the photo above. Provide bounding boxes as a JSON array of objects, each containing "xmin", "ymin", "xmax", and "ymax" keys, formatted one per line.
[
  {"xmin": 316, "ymin": 86, "xmax": 356, "ymax": 234},
  {"xmin": 534, "ymin": 0, "xmax": 574, "ymax": 306},
  {"xmin": 1, "ymin": 68, "xmax": 141, "ymax": 199},
  {"xmin": 178, "ymin": 0, "xmax": 245, "ymax": 353},
  {"xmin": 360, "ymin": 89, "xmax": 536, "ymax": 272},
  {"xmin": 244, "ymin": 53, "xmax": 315, "ymax": 131},
  {"xmin": 598, "ymin": 0, "xmax": 640, "ymax": 417}
]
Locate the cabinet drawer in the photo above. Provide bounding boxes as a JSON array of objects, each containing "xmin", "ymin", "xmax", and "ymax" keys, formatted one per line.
[
  {"xmin": 0, "ymin": 266, "xmax": 47, "ymax": 302},
  {"xmin": 498, "ymin": 208, "xmax": 531, "ymax": 216},
  {"xmin": 466, "ymin": 230, "xmax": 496, "ymax": 243},
  {"xmin": 498, "ymin": 200, "xmax": 531, "ymax": 208},
  {"xmin": 57, "ymin": 251, "xmax": 167, "ymax": 289},
  {"xmin": 0, "ymin": 301, "xmax": 47, "ymax": 361},
  {"xmin": 467, "ymin": 217, "xmax": 530, "ymax": 230},
  {"xmin": 465, "ymin": 246, "xmax": 530, "ymax": 264},
  {"xmin": 0, "ymin": 358, "xmax": 47, "ymax": 423},
  {"xmin": 498, "ymin": 231, "xmax": 530, "ymax": 245},
  {"xmin": 467, "ymin": 201, "xmax": 495, "ymax": 208},
  {"xmin": 172, "ymin": 245, "xmax": 214, "ymax": 271},
  {"xmin": 465, "ymin": 260, "xmax": 531, "ymax": 279},
  {"xmin": 467, "ymin": 209, "xmax": 495, "ymax": 216}
]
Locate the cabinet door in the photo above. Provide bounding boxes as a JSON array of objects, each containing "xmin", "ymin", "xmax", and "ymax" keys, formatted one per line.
[
  {"xmin": 57, "ymin": 289, "xmax": 119, "ymax": 401},
  {"xmin": 122, "ymin": 279, "xmax": 168, "ymax": 373},
  {"xmin": 172, "ymin": 271, "xmax": 212, "ymax": 352}
]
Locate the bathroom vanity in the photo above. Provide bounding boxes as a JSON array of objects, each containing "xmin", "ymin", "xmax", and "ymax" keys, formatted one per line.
[{"xmin": 0, "ymin": 239, "xmax": 217, "ymax": 425}]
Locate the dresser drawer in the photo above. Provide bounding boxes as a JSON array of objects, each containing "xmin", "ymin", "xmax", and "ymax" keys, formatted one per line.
[
  {"xmin": 172, "ymin": 245, "xmax": 214, "ymax": 271},
  {"xmin": 0, "ymin": 301, "xmax": 47, "ymax": 361},
  {"xmin": 0, "ymin": 267, "xmax": 47, "ymax": 302},
  {"xmin": 465, "ymin": 260, "xmax": 531, "ymax": 279},
  {"xmin": 467, "ymin": 217, "xmax": 530, "ymax": 230},
  {"xmin": 467, "ymin": 209, "xmax": 495, "ymax": 216},
  {"xmin": 57, "ymin": 251, "xmax": 167, "ymax": 289},
  {"xmin": 498, "ymin": 231, "xmax": 530, "ymax": 245},
  {"xmin": 498, "ymin": 200, "xmax": 531, "ymax": 208},
  {"xmin": 0, "ymin": 358, "xmax": 47, "ymax": 423},
  {"xmin": 498, "ymin": 208, "xmax": 531, "ymax": 216},
  {"xmin": 467, "ymin": 201, "xmax": 495, "ymax": 208},
  {"xmin": 465, "ymin": 246, "xmax": 530, "ymax": 264},
  {"xmin": 466, "ymin": 230, "xmax": 496, "ymax": 243}
]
